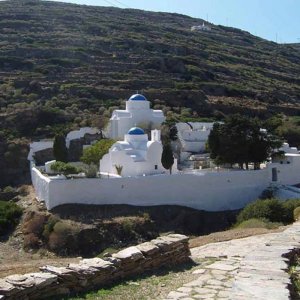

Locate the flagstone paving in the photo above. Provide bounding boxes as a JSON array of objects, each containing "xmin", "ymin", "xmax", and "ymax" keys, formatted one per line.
[{"xmin": 165, "ymin": 222, "xmax": 300, "ymax": 300}]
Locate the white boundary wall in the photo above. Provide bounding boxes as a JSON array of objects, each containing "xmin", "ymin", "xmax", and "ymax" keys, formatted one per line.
[
  {"xmin": 31, "ymin": 157, "xmax": 300, "ymax": 211},
  {"xmin": 32, "ymin": 168, "xmax": 270, "ymax": 211}
]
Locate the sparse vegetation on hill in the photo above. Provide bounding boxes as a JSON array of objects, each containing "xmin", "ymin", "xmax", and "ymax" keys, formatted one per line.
[{"xmin": 0, "ymin": 0, "xmax": 300, "ymax": 186}]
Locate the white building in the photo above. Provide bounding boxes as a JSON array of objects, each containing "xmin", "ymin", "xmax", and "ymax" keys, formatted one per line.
[
  {"xmin": 108, "ymin": 94, "xmax": 165, "ymax": 139},
  {"xmin": 191, "ymin": 22, "xmax": 211, "ymax": 32},
  {"xmin": 100, "ymin": 127, "xmax": 167, "ymax": 177},
  {"xmin": 175, "ymin": 122, "xmax": 214, "ymax": 161},
  {"xmin": 27, "ymin": 140, "xmax": 54, "ymax": 161},
  {"xmin": 65, "ymin": 127, "xmax": 99, "ymax": 148}
]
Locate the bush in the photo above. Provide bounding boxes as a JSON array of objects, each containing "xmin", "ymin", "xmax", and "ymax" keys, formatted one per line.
[
  {"xmin": 50, "ymin": 161, "xmax": 81, "ymax": 176},
  {"xmin": 237, "ymin": 198, "xmax": 284, "ymax": 224},
  {"xmin": 294, "ymin": 207, "xmax": 300, "ymax": 221},
  {"xmin": 3, "ymin": 186, "xmax": 15, "ymax": 193},
  {"xmin": 80, "ymin": 139, "xmax": 115, "ymax": 167},
  {"xmin": 235, "ymin": 218, "xmax": 282, "ymax": 229},
  {"xmin": 48, "ymin": 221, "xmax": 79, "ymax": 254},
  {"xmin": 84, "ymin": 163, "xmax": 98, "ymax": 178},
  {"xmin": 0, "ymin": 201, "xmax": 23, "ymax": 235},
  {"xmin": 23, "ymin": 212, "xmax": 48, "ymax": 235},
  {"xmin": 237, "ymin": 198, "xmax": 300, "ymax": 225},
  {"xmin": 42, "ymin": 215, "xmax": 59, "ymax": 240},
  {"xmin": 121, "ymin": 218, "xmax": 136, "ymax": 237},
  {"xmin": 281, "ymin": 199, "xmax": 300, "ymax": 223}
]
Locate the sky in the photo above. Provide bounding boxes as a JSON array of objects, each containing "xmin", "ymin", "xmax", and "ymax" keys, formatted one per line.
[{"xmin": 47, "ymin": 0, "xmax": 299, "ymax": 43}]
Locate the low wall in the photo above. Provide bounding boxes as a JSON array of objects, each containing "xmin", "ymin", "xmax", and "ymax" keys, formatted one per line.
[
  {"xmin": 31, "ymin": 166, "xmax": 51, "ymax": 206},
  {"xmin": 33, "ymin": 166, "xmax": 270, "ymax": 211},
  {"xmin": 31, "ymin": 158, "xmax": 300, "ymax": 211},
  {"xmin": 0, "ymin": 234, "xmax": 190, "ymax": 300}
]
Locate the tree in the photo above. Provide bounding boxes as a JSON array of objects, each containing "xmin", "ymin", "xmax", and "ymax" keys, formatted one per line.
[
  {"xmin": 169, "ymin": 125, "xmax": 178, "ymax": 141},
  {"xmin": 161, "ymin": 143, "xmax": 174, "ymax": 174},
  {"xmin": 53, "ymin": 134, "xmax": 68, "ymax": 162},
  {"xmin": 207, "ymin": 115, "xmax": 282, "ymax": 169},
  {"xmin": 80, "ymin": 139, "xmax": 115, "ymax": 167}
]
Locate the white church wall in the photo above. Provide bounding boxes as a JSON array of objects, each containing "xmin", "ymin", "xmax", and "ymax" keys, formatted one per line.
[
  {"xmin": 28, "ymin": 140, "xmax": 53, "ymax": 161},
  {"xmin": 181, "ymin": 141, "xmax": 207, "ymax": 152},
  {"xmin": 268, "ymin": 157, "xmax": 300, "ymax": 185},
  {"xmin": 181, "ymin": 130, "xmax": 210, "ymax": 141},
  {"xmin": 31, "ymin": 165, "xmax": 51, "ymax": 206},
  {"xmin": 33, "ymin": 166, "xmax": 274, "ymax": 211},
  {"xmin": 65, "ymin": 127, "xmax": 99, "ymax": 148}
]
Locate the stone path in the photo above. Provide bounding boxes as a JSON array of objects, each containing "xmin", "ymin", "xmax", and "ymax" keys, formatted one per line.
[{"xmin": 165, "ymin": 222, "xmax": 300, "ymax": 300}]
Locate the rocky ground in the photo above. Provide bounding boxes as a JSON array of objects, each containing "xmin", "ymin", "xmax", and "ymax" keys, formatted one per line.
[{"xmin": 164, "ymin": 222, "xmax": 300, "ymax": 300}]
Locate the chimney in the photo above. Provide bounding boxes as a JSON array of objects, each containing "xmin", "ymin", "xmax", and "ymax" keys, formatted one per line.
[{"xmin": 151, "ymin": 129, "xmax": 161, "ymax": 142}]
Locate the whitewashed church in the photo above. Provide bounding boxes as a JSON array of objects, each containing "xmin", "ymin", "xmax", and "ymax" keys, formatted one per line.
[
  {"xmin": 100, "ymin": 127, "xmax": 167, "ymax": 177},
  {"xmin": 108, "ymin": 94, "xmax": 165, "ymax": 139},
  {"xmin": 28, "ymin": 93, "xmax": 300, "ymax": 211}
]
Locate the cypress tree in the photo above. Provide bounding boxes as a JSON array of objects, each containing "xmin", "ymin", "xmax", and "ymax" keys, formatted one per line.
[
  {"xmin": 53, "ymin": 134, "xmax": 68, "ymax": 162},
  {"xmin": 161, "ymin": 143, "xmax": 174, "ymax": 174}
]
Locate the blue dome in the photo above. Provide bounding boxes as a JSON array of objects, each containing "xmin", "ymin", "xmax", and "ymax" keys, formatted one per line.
[
  {"xmin": 129, "ymin": 94, "xmax": 147, "ymax": 101},
  {"xmin": 128, "ymin": 127, "xmax": 145, "ymax": 135}
]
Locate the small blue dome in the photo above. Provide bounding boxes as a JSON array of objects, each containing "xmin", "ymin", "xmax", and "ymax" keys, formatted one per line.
[
  {"xmin": 129, "ymin": 94, "xmax": 147, "ymax": 101},
  {"xmin": 128, "ymin": 127, "xmax": 145, "ymax": 135}
]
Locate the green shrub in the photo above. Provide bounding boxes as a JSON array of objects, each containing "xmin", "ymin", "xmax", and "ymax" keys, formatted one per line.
[
  {"xmin": 84, "ymin": 163, "xmax": 98, "ymax": 178},
  {"xmin": 235, "ymin": 218, "xmax": 282, "ymax": 229},
  {"xmin": 237, "ymin": 198, "xmax": 300, "ymax": 225},
  {"xmin": 52, "ymin": 221, "xmax": 73, "ymax": 235},
  {"xmin": 0, "ymin": 201, "xmax": 23, "ymax": 235},
  {"xmin": 50, "ymin": 161, "xmax": 81, "ymax": 175},
  {"xmin": 281, "ymin": 199, "xmax": 300, "ymax": 223},
  {"xmin": 122, "ymin": 219, "xmax": 135, "ymax": 236},
  {"xmin": 294, "ymin": 207, "xmax": 300, "ymax": 221},
  {"xmin": 42, "ymin": 215, "xmax": 59, "ymax": 240},
  {"xmin": 3, "ymin": 186, "xmax": 15, "ymax": 193},
  {"xmin": 237, "ymin": 198, "xmax": 284, "ymax": 224},
  {"xmin": 81, "ymin": 139, "xmax": 115, "ymax": 167},
  {"xmin": 48, "ymin": 221, "xmax": 79, "ymax": 254}
]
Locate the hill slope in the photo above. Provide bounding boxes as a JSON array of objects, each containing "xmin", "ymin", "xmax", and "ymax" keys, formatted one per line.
[{"xmin": 0, "ymin": 0, "xmax": 300, "ymax": 186}]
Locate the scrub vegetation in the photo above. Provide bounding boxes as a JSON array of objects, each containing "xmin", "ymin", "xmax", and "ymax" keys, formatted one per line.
[{"xmin": 235, "ymin": 198, "xmax": 300, "ymax": 229}]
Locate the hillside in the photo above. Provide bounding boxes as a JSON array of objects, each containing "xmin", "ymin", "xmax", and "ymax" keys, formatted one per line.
[{"xmin": 0, "ymin": 0, "xmax": 300, "ymax": 186}]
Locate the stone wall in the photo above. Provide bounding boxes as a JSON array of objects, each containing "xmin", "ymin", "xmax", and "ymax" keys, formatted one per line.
[{"xmin": 0, "ymin": 234, "xmax": 190, "ymax": 300}]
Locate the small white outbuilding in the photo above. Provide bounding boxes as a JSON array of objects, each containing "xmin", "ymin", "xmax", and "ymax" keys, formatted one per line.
[{"xmin": 100, "ymin": 127, "xmax": 166, "ymax": 177}]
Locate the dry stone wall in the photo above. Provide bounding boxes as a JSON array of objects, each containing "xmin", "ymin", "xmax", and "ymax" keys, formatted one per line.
[{"xmin": 0, "ymin": 234, "xmax": 190, "ymax": 300}]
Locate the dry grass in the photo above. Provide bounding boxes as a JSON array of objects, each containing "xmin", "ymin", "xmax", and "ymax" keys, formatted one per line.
[{"xmin": 189, "ymin": 226, "xmax": 285, "ymax": 248}]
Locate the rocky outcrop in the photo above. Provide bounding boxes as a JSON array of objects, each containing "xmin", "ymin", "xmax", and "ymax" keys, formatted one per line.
[{"xmin": 0, "ymin": 234, "xmax": 190, "ymax": 300}]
